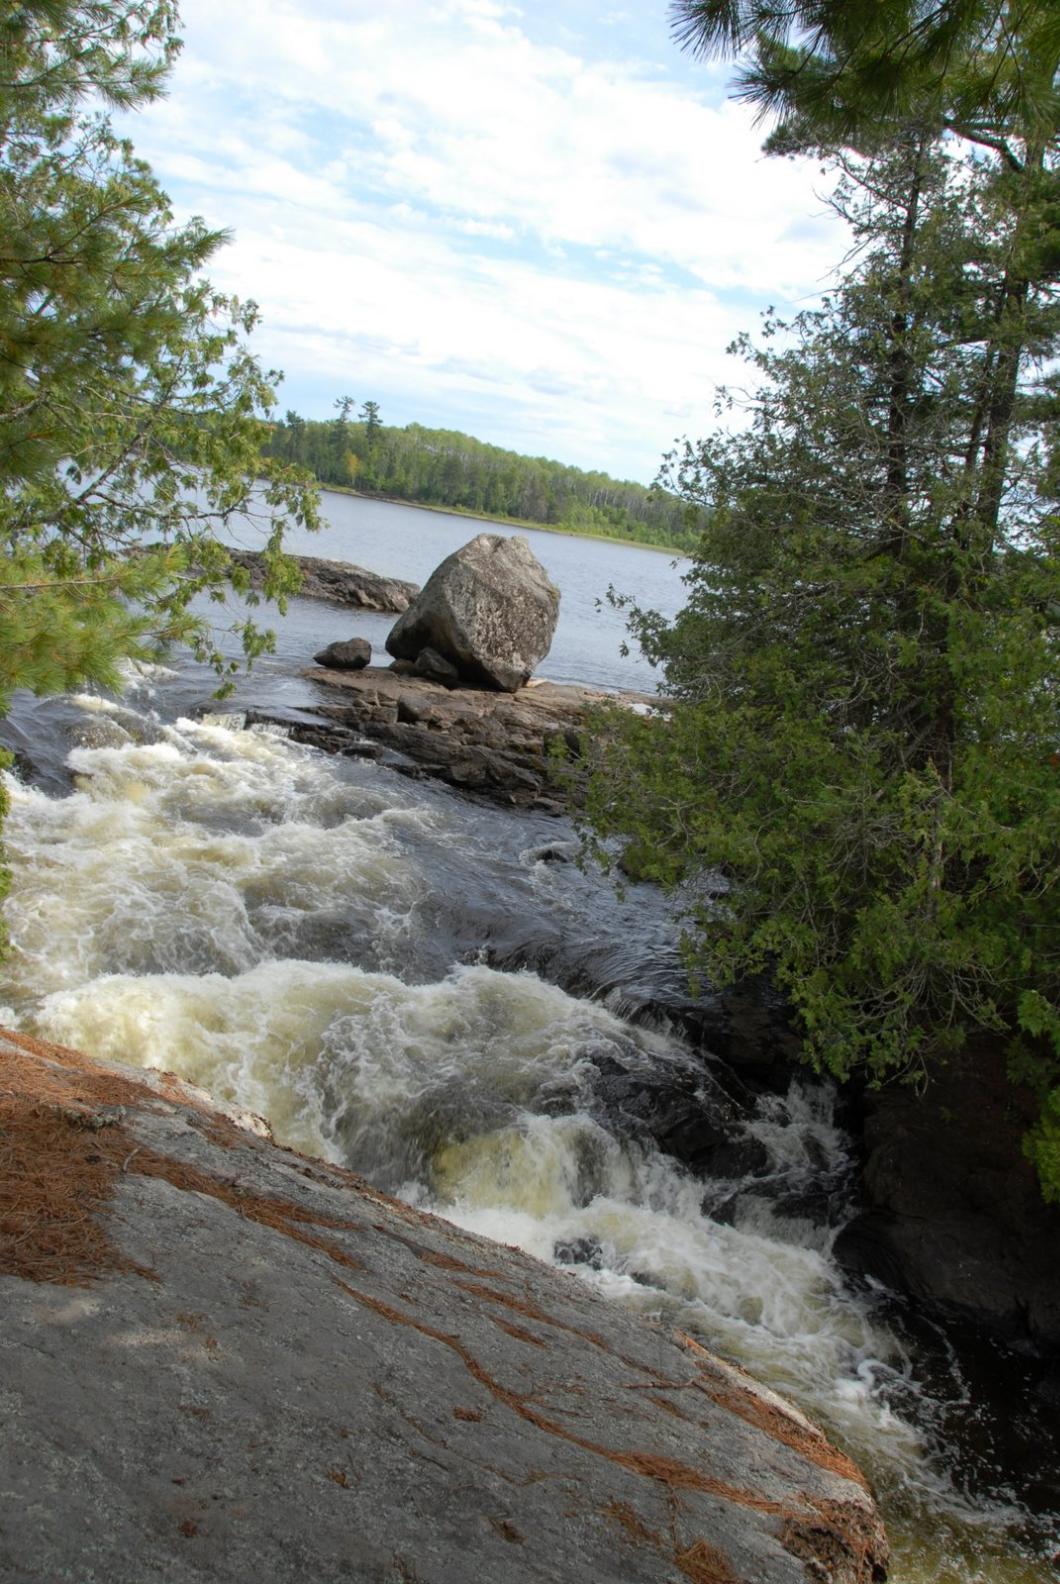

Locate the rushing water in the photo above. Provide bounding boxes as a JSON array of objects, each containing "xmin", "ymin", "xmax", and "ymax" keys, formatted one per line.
[{"xmin": 1, "ymin": 498, "xmax": 1057, "ymax": 1580}]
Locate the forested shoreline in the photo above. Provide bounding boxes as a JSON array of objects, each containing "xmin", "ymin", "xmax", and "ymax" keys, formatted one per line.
[{"xmin": 261, "ymin": 407, "xmax": 699, "ymax": 551}]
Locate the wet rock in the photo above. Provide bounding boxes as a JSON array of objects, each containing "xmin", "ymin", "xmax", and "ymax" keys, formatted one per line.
[
  {"xmin": 675, "ymin": 986, "xmax": 803, "ymax": 1086},
  {"xmin": 835, "ymin": 1044, "xmax": 1060, "ymax": 1352},
  {"xmin": 228, "ymin": 548, "xmax": 419, "ymax": 612},
  {"xmin": 413, "ymin": 646, "xmax": 460, "ymax": 684},
  {"xmin": 586, "ymin": 1049, "xmax": 767, "ymax": 1181},
  {"xmin": 527, "ymin": 842, "xmax": 577, "ymax": 864},
  {"xmin": 313, "ymin": 636, "xmax": 371, "ymax": 670},
  {"xmin": 1037, "ymin": 1362, "xmax": 1060, "ymax": 1409},
  {"xmin": 0, "ymin": 1028, "xmax": 887, "ymax": 1584},
  {"xmin": 295, "ymin": 664, "xmax": 660, "ymax": 812},
  {"xmin": 554, "ymin": 1236, "xmax": 606, "ymax": 1270},
  {"xmin": 386, "ymin": 533, "xmax": 560, "ymax": 692}
]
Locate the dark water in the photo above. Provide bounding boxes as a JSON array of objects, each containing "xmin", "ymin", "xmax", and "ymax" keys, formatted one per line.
[{"xmin": 1, "ymin": 496, "xmax": 1058, "ymax": 1581}]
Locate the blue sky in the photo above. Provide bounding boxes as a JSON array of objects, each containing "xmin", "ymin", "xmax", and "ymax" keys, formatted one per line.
[{"xmin": 128, "ymin": 0, "xmax": 845, "ymax": 482}]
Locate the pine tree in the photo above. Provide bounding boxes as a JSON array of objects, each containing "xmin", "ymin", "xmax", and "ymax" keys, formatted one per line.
[
  {"xmin": 583, "ymin": 136, "xmax": 1060, "ymax": 1196},
  {"xmin": 670, "ymin": 2, "xmax": 1060, "ymax": 152},
  {"xmin": 0, "ymin": 2, "xmax": 317, "ymax": 712}
]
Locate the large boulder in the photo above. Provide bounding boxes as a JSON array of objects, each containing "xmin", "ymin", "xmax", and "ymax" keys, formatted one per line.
[
  {"xmin": 0, "ymin": 1028, "xmax": 887, "ymax": 1584},
  {"xmin": 386, "ymin": 533, "xmax": 560, "ymax": 692}
]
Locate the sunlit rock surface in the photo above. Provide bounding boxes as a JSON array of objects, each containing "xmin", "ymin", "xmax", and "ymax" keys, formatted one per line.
[
  {"xmin": 0, "ymin": 1029, "xmax": 887, "ymax": 1584},
  {"xmin": 295, "ymin": 663, "xmax": 658, "ymax": 810},
  {"xmin": 227, "ymin": 548, "xmax": 419, "ymax": 612},
  {"xmin": 386, "ymin": 533, "xmax": 561, "ymax": 691}
]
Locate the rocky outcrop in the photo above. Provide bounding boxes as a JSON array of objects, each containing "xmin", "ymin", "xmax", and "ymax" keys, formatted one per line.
[
  {"xmin": 386, "ymin": 533, "xmax": 560, "ymax": 691},
  {"xmin": 0, "ymin": 1028, "xmax": 887, "ymax": 1584},
  {"xmin": 295, "ymin": 664, "xmax": 655, "ymax": 811},
  {"xmin": 834, "ymin": 1044, "xmax": 1060, "ymax": 1352},
  {"xmin": 313, "ymin": 636, "xmax": 372, "ymax": 670},
  {"xmin": 228, "ymin": 549, "xmax": 419, "ymax": 612}
]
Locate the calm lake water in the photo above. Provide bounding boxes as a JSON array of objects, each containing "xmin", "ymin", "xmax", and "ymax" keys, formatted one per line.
[{"xmin": 224, "ymin": 490, "xmax": 688, "ymax": 694}]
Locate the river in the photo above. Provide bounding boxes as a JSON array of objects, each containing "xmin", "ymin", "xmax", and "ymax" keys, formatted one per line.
[{"xmin": 1, "ymin": 493, "xmax": 1057, "ymax": 1581}]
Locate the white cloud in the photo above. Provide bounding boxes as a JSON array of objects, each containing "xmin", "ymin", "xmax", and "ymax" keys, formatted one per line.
[{"xmin": 126, "ymin": 0, "xmax": 844, "ymax": 477}]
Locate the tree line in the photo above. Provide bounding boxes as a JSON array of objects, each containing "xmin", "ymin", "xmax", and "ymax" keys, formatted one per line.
[{"xmin": 261, "ymin": 405, "xmax": 699, "ymax": 551}]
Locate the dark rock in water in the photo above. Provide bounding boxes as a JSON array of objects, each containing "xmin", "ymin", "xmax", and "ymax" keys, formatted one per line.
[
  {"xmin": 527, "ymin": 842, "xmax": 577, "ymax": 864},
  {"xmin": 246, "ymin": 712, "xmax": 385, "ymax": 760},
  {"xmin": 835, "ymin": 1044, "xmax": 1060, "ymax": 1352},
  {"xmin": 1037, "ymin": 1361, "xmax": 1060, "ymax": 1408},
  {"xmin": 676, "ymin": 986, "xmax": 802, "ymax": 1086},
  {"xmin": 386, "ymin": 533, "xmax": 560, "ymax": 692},
  {"xmin": 313, "ymin": 636, "xmax": 371, "ymax": 670},
  {"xmin": 553, "ymin": 1236, "xmax": 606, "ymax": 1270},
  {"xmin": 585, "ymin": 1048, "xmax": 767, "ymax": 1181},
  {"xmin": 228, "ymin": 548, "xmax": 419, "ymax": 612},
  {"xmin": 0, "ymin": 1029, "xmax": 887, "ymax": 1584},
  {"xmin": 413, "ymin": 645, "xmax": 460, "ymax": 684}
]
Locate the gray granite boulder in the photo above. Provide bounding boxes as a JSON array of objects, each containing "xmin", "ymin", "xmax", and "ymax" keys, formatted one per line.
[
  {"xmin": 0, "ymin": 1028, "xmax": 887, "ymax": 1584},
  {"xmin": 386, "ymin": 533, "xmax": 560, "ymax": 691}
]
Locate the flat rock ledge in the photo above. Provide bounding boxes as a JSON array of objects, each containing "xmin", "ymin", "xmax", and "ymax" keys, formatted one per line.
[
  {"xmin": 296, "ymin": 663, "xmax": 659, "ymax": 810},
  {"xmin": 228, "ymin": 549, "xmax": 420, "ymax": 612},
  {"xmin": 0, "ymin": 1029, "xmax": 888, "ymax": 1584}
]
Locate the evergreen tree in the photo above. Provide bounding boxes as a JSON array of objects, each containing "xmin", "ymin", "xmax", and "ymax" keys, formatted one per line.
[
  {"xmin": 358, "ymin": 400, "xmax": 381, "ymax": 490},
  {"xmin": 582, "ymin": 138, "xmax": 1060, "ymax": 1197},
  {"xmin": 0, "ymin": 2, "xmax": 317, "ymax": 714},
  {"xmin": 260, "ymin": 411, "xmax": 697, "ymax": 549},
  {"xmin": 670, "ymin": 2, "xmax": 1060, "ymax": 151}
]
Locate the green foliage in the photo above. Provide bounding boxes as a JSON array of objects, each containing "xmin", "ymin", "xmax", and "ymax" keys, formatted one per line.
[
  {"xmin": 671, "ymin": 3, "xmax": 1060, "ymax": 155},
  {"xmin": 1024, "ymin": 1089, "xmax": 1060, "ymax": 1203},
  {"xmin": 0, "ymin": 2, "xmax": 318, "ymax": 717},
  {"xmin": 583, "ymin": 135, "xmax": 1060, "ymax": 1190},
  {"xmin": 263, "ymin": 410, "xmax": 696, "ymax": 551}
]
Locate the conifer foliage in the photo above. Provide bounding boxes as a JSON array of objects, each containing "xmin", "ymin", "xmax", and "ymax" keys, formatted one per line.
[
  {"xmin": 588, "ymin": 5, "xmax": 1060, "ymax": 1194},
  {"xmin": 0, "ymin": 2, "xmax": 316, "ymax": 713}
]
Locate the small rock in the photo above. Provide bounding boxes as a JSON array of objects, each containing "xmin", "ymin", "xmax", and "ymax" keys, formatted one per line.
[
  {"xmin": 313, "ymin": 637, "xmax": 372, "ymax": 670},
  {"xmin": 554, "ymin": 1237, "xmax": 606, "ymax": 1270},
  {"xmin": 413, "ymin": 647, "xmax": 460, "ymax": 685}
]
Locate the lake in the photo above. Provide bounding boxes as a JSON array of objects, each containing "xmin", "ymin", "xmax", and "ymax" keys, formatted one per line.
[{"xmin": 223, "ymin": 490, "xmax": 689, "ymax": 695}]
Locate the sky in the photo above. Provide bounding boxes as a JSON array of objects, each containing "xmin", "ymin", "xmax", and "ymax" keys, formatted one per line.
[{"xmin": 127, "ymin": 0, "xmax": 846, "ymax": 483}]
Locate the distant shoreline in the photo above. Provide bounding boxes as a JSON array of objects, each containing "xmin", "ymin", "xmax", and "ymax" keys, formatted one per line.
[{"xmin": 318, "ymin": 483, "xmax": 691, "ymax": 559}]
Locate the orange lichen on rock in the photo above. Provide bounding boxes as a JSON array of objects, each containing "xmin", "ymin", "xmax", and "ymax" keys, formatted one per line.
[
  {"xmin": 605, "ymin": 1500, "xmax": 661, "ymax": 1548},
  {"xmin": 492, "ymin": 1317, "xmax": 549, "ymax": 1348},
  {"xmin": 0, "ymin": 1095, "xmax": 154, "ymax": 1285},
  {"xmin": 0, "ymin": 1038, "xmax": 159, "ymax": 1285},
  {"xmin": 0, "ymin": 1034, "xmax": 369, "ymax": 1284},
  {"xmin": 678, "ymin": 1332, "xmax": 869, "ymax": 1491},
  {"xmin": 335, "ymin": 1278, "xmax": 797, "ymax": 1518},
  {"xmin": 783, "ymin": 1499, "xmax": 889, "ymax": 1584},
  {"xmin": 674, "ymin": 1538, "xmax": 744, "ymax": 1584}
]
